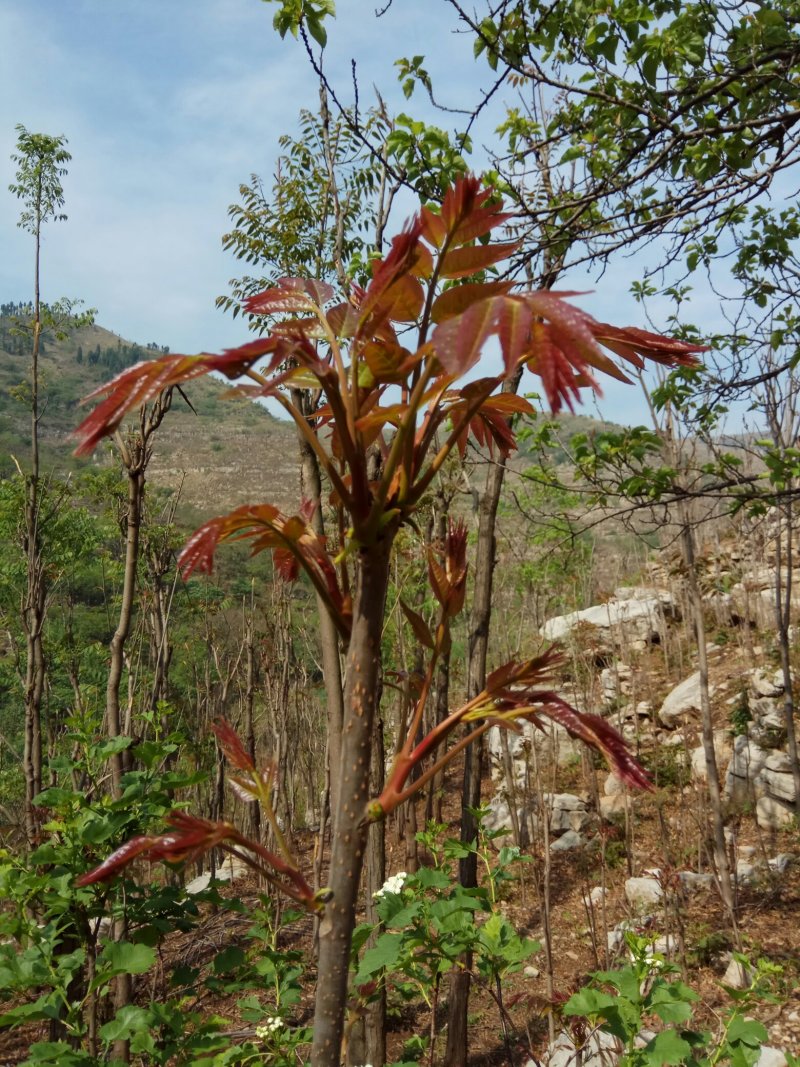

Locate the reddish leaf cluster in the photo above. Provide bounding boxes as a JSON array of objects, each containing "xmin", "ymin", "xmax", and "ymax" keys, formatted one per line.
[
  {"xmin": 73, "ymin": 175, "xmax": 703, "ymax": 467},
  {"xmin": 77, "ymin": 722, "xmax": 322, "ymax": 911},
  {"xmin": 178, "ymin": 502, "xmax": 351, "ymax": 637},
  {"xmin": 428, "ymin": 517, "xmax": 468, "ymax": 619},
  {"xmin": 370, "ymin": 648, "xmax": 651, "ymax": 821}
]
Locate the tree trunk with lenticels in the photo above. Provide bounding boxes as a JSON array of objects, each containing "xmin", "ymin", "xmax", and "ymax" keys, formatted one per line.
[{"xmin": 311, "ymin": 537, "xmax": 393, "ymax": 1067}]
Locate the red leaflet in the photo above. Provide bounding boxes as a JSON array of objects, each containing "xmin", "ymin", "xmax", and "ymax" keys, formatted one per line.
[
  {"xmin": 525, "ymin": 701, "xmax": 653, "ymax": 792},
  {"xmin": 76, "ymin": 813, "xmax": 231, "ymax": 886},
  {"xmin": 427, "ymin": 518, "xmax": 467, "ymax": 616},
  {"xmin": 358, "ymin": 219, "xmax": 425, "ymax": 335},
  {"xmin": 211, "ymin": 718, "xmax": 255, "ymax": 771},
  {"xmin": 439, "ymin": 240, "xmax": 520, "ymax": 280},
  {"xmin": 75, "ymin": 835, "xmax": 156, "ymax": 886},
  {"xmin": 439, "ymin": 175, "xmax": 513, "ymax": 246},
  {"xmin": 442, "ymin": 518, "xmax": 468, "ymax": 617},
  {"xmin": 433, "ymin": 298, "xmax": 500, "ymax": 376},
  {"xmin": 72, "ymin": 338, "xmax": 284, "ymax": 455},
  {"xmin": 591, "ymin": 322, "xmax": 706, "ymax": 367},
  {"xmin": 430, "ymin": 280, "xmax": 515, "ymax": 324},
  {"xmin": 244, "ymin": 276, "xmax": 336, "ymax": 315}
]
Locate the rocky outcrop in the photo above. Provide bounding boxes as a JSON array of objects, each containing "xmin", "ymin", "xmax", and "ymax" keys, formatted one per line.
[
  {"xmin": 541, "ymin": 587, "xmax": 677, "ymax": 651},
  {"xmin": 658, "ymin": 671, "xmax": 712, "ymax": 728}
]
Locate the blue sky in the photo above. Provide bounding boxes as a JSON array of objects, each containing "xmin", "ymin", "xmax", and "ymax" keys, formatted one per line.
[{"xmin": 0, "ymin": 0, "xmax": 723, "ymax": 426}]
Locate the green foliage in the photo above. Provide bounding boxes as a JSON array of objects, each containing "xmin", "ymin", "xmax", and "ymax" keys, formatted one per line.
[
  {"xmin": 355, "ymin": 819, "xmax": 538, "ymax": 1015},
  {"xmin": 264, "ymin": 0, "xmax": 335, "ymax": 48},
  {"xmin": 0, "ymin": 708, "xmax": 210, "ymax": 1062},
  {"xmin": 729, "ymin": 690, "xmax": 752, "ymax": 738},
  {"xmin": 563, "ymin": 934, "xmax": 787, "ymax": 1066},
  {"xmin": 218, "ymin": 103, "xmax": 385, "ymax": 319},
  {"xmin": 9, "ymin": 125, "xmax": 70, "ymax": 233}
]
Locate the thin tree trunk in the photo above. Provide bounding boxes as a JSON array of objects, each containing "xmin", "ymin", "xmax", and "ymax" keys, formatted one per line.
[
  {"xmin": 445, "ymin": 378, "xmax": 518, "ymax": 1067},
  {"xmin": 22, "ymin": 206, "xmax": 45, "ymax": 847},
  {"xmin": 107, "ymin": 467, "xmax": 143, "ymax": 796},
  {"xmin": 679, "ymin": 515, "xmax": 739, "ymax": 942},
  {"xmin": 292, "ymin": 389, "xmax": 346, "ymax": 817},
  {"xmin": 774, "ymin": 505, "xmax": 800, "ymax": 817},
  {"xmin": 311, "ymin": 538, "xmax": 393, "ymax": 1067}
]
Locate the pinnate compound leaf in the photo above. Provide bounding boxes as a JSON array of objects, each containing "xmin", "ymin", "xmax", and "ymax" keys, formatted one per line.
[
  {"xmin": 179, "ymin": 504, "xmax": 350, "ymax": 636},
  {"xmin": 244, "ymin": 276, "xmax": 335, "ymax": 315},
  {"xmin": 532, "ymin": 701, "xmax": 652, "ymax": 791},
  {"xmin": 72, "ymin": 338, "xmax": 283, "ymax": 455}
]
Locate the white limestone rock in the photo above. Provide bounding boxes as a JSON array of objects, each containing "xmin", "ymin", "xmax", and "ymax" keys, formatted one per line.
[
  {"xmin": 658, "ymin": 671, "xmax": 714, "ymax": 728},
  {"xmin": 723, "ymin": 956, "xmax": 750, "ymax": 989},
  {"xmin": 755, "ymin": 768, "xmax": 797, "ymax": 805},
  {"xmin": 550, "ymin": 830, "xmax": 586, "ymax": 852},
  {"xmin": 768, "ymin": 852, "xmax": 793, "ymax": 873},
  {"xmin": 755, "ymin": 1048, "xmax": 788, "ymax": 1067},
  {"xmin": 625, "ymin": 876, "xmax": 664, "ymax": 912},
  {"xmin": 541, "ymin": 588, "xmax": 675, "ymax": 649},
  {"xmin": 724, "ymin": 736, "xmax": 769, "ymax": 803},
  {"xmin": 750, "ymin": 668, "xmax": 785, "ymax": 699},
  {"xmin": 690, "ymin": 730, "xmax": 733, "ymax": 781},
  {"xmin": 542, "ymin": 1028, "xmax": 620, "ymax": 1067},
  {"xmin": 679, "ymin": 871, "xmax": 715, "ymax": 893},
  {"xmin": 756, "ymin": 796, "xmax": 795, "ymax": 830},
  {"xmin": 585, "ymin": 886, "xmax": 607, "ymax": 907}
]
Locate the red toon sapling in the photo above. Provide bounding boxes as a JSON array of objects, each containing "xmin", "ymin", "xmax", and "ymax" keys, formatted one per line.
[{"xmin": 73, "ymin": 175, "xmax": 703, "ymax": 1067}]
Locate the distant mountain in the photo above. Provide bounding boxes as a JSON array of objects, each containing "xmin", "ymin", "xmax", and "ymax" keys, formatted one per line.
[{"xmin": 0, "ymin": 314, "xmax": 299, "ymax": 514}]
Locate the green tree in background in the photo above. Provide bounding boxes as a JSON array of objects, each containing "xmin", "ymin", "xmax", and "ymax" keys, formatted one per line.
[{"xmin": 9, "ymin": 125, "xmax": 71, "ymax": 846}]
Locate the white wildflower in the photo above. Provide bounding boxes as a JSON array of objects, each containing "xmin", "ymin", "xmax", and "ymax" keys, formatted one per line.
[
  {"xmin": 373, "ymin": 871, "xmax": 407, "ymax": 898},
  {"xmin": 255, "ymin": 1016, "xmax": 284, "ymax": 1039}
]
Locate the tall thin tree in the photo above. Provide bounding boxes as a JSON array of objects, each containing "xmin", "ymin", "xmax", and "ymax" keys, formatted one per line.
[{"xmin": 9, "ymin": 125, "xmax": 70, "ymax": 846}]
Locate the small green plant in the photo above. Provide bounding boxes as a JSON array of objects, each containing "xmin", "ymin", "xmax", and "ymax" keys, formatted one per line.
[
  {"xmin": 729, "ymin": 689, "xmax": 752, "ymax": 737},
  {"xmin": 562, "ymin": 933, "xmax": 796, "ymax": 1066},
  {"xmin": 352, "ymin": 819, "xmax": 538, "ymax": 1065}
]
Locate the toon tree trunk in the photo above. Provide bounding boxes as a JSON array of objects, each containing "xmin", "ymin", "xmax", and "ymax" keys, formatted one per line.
[{"xmin": 311, "ymin": 538, "xmax": 392, "ymax": 1067}]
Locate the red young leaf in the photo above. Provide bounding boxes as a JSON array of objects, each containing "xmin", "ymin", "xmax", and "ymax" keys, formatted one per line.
[
  {"xmin": 591, "ymin": 322, "xmax": 707, "ymax": 367},
  {"xmin": 178, "ymin": 504, "xmax": 351, "ymax": 636},
  {"xmin": 440, "ymin": 240, "xmax": 519, "ymax": 280},
  {"xmin": 75, "ymin": 813, "xmax": 233, "ymax": 885},
  {"xmin": 430, "ymin": 280, "xmax": 515, "ymax": 324},
  {"xmin": 75, "ymin": 835, "xmax": 156, "ymax": 886},
  {"xmin": 211, "ymin": 718, "xmax": 255, "ymax": 771},
  {"xmin": 244, "ymin": 276, "xmax": 335, "ymax": 316},
  {"xmin": 439, "ymin": 175, "xmax": 514, "ymax": 247},
  {"xmin": 359, "ymin": 219, "xmax": 425, "ymax": 335},
  {"xmin": 530, "ymin": 701, "xmax": 653, "ymax": 792},
  {"xmin": 72, "ymin": 338, "xmax": 284, "ymax": 455},
  {"xmin": 400, "ymin": 599, "xmax": 435, "ymax": 650},
  {"xmin": 497, "ymin": 298, "xmax": 533, "ymax": 375},
  {"xmin": 420, "ymin": 205, "xmax": 448, "ymax": 249},
  {"xmin": 432, "ymin": 297, "xmax": 500, "ymax": 376}
]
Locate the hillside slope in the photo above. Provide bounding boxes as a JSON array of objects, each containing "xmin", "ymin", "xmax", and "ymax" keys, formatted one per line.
[{"xmin": 0, "ymin": 315, "xmax": 299, "ymax": 514}]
